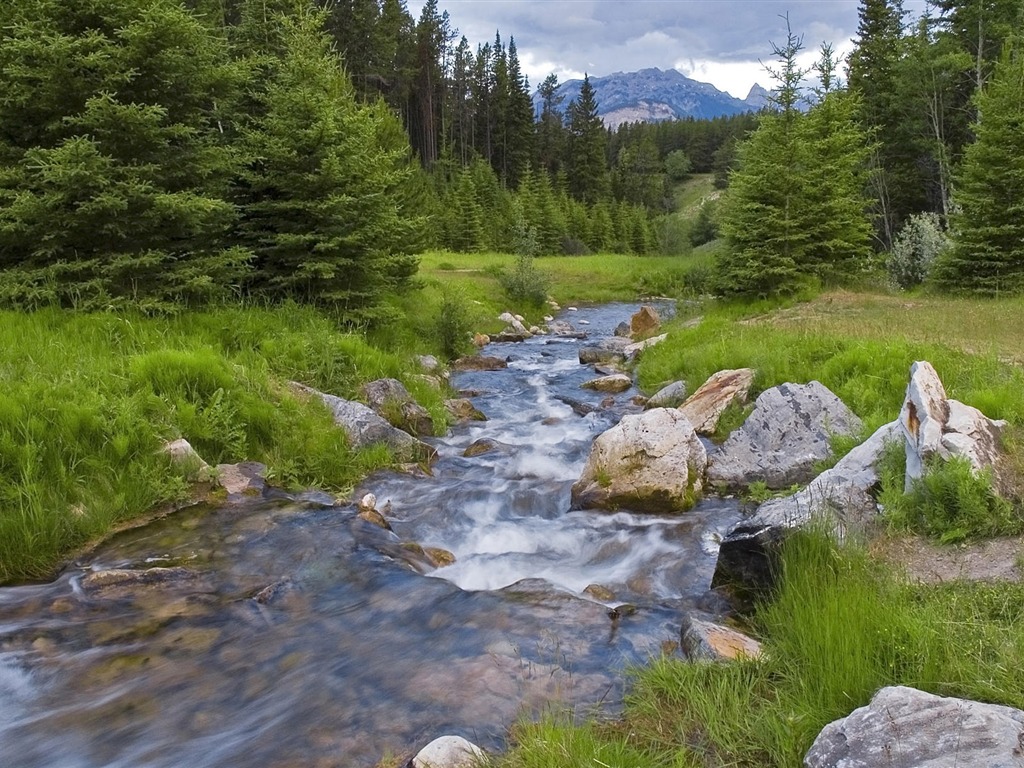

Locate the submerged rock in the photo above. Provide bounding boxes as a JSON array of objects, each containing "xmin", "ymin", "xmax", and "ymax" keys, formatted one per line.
[
  {"xmin": 804, "ymin": 686, "xmax": 1024, "ymax": 768},
  {"xmin": 462, "ymin": 438, "xmax": 509, "ymax": 457},
  {"xmin": 571, "ymin": 408, "xmax": 706, "ymax": 513},
  {"xmin": 679, "ymin": 368, "xmax": 755, "ymax": 435},
  {"xmin": 445, "ymin": 398, "xmax": 487, "ymax": 423},
  {"xmin": 707, "ymin": 381, "xmax": 863, "ymax": 490}
]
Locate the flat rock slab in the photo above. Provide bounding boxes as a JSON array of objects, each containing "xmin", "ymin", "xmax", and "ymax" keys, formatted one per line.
[
  {"xmin": 646, "ymin": 381, "xmax": 687, "ymax": 409},
  {"xmin": 680, "ymin": 368, "xmax": 755, "ymax": 435},
  {"xmin": 707, "ymin": 381, "xmax": 863, "ymax": 490},
  {"xmin": 804, "ymin": 686, "xmax": 1024, "ymax": 768},
  {"xmin": 579, "ymin": 337, "xmax": 631, "ymax": 365}
]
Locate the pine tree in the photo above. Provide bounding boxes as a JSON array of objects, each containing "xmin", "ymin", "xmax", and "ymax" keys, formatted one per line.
[
  {"xmin": 934, "ymin": 41, "xmax": 1024, "ymax": 294},
  {"xmin": 235, "ymin": 8, "xmax": 418, "ymax": 315},
  {"xmin": 536, "ymin": 74, "xmax": 566, "ymax": 177},
  {"xmin": 0, "ymin": 0, "xmax": 247, "ymax": 308},
  {"xmin": 565, "ymin": 75, "xmax": 610, "ymax": 204}
]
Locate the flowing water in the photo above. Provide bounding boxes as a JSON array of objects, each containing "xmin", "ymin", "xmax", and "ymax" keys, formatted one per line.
[{"xmin": 0, "ymin": 302, "xmax": 742, "ymax": 767}]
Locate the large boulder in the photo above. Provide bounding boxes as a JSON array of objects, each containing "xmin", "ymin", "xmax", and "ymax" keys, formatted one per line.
[
  {"xmin": 362, "ymin": 378, "xmax": 435, "ymax": 437},
  {"xmin": 570, "ymin": 408, "xmax": 706, "ymax": 513},
  {"xmin": 707, "ymin": 381, "xmax": 863, "ymax": 490},
  {"xmin": 630, "ymin": 305, "xmax": 661, "ymax": 338},
  {"xmin": 713, "ymin": 421, "xmax": 899, "ymax": 596},
  {"xmin": 804, "ymin": 686, "xmax": 1024, "ymax": 768},
  {"xmin": 900, "ymin": 361, "xmax": 1006, "ymax": 490},
  {"xmin": 679, "ymin": 368, "xmax": 755, "ymax": 435},
  {"xmin": 293, "ymin": 383, "xmax": 436, "ymax": 463}
]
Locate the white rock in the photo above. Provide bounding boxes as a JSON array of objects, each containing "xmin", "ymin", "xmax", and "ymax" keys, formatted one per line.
[
  {"xmin": 624, "ymin": 332, "xmax": 668, "ymax": 358},
  {"xmin": 412, "ymin": 735, "xmax": 485, "ymax": 768},
  {"xmin": 358, "ymin": 493, "xmax": 376, "ymax": 512}
]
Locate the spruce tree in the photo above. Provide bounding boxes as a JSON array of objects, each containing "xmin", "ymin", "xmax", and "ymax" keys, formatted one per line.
[
  {"xmin": 565, "ymin": 75, "xmax": 610, "ymax": 205},
  {"xmin": 934, "ymin": 41, "xmax": 1024, "ymax": 294},
  {"xmin": 0, "ymin": 0, "xmax": 247, "ymax": 309},
  {"xmin": 235, "ymin": 8, "xmax": 418, "ymax": 316},
  {"xmin": 716, "ymin": 24, "xmax": 809, "ymax": 296}
]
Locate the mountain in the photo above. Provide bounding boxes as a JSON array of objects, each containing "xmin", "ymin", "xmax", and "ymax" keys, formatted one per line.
[{"xmin": 536, "ymin": 68, "xmax": 768, "ymax": 129}]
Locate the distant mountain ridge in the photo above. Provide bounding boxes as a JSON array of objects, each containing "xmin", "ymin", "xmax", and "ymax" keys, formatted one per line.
[{"xmin": 536, "ymin": 68, "xmax": 768, "ymax": 128}]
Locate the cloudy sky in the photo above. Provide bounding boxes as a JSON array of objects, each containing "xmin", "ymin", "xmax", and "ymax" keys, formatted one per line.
[{"xmin": 408, "ymin": 0, "xmax": 929, "ymax": 99}]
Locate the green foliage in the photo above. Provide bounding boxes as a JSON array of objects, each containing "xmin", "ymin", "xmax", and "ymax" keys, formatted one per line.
[
  {"xmin": 688, "ymin": 201, "xmax": 719, "ymax": 247},
  {"xmin": 434, "ymin": 285, "xmax": 473, "ymax": 361},
  {"xmin": 664, "ymin": 149, "xmax": 692, "ymax": 181},
  {"xmin": 935, "ymin": 42, "xmax": 1024, "ymax": 295},
  {"xmin": 0, "ymin": 0, "xmax": 247, "ymax": 309},
  {"xmin": 887, "ymin": 212, "xmax": 950, "ymax": 290},
  {"xmin": 500, "ymin": 255, "xmax": 551, "ymax": 308},
  {"xmin": 879, "ymin": 447, "xmax": 1022, "ymax": 543}
]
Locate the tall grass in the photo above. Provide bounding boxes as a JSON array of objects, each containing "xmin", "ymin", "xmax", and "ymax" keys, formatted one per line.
[
  {"xmin": 497, "ymin": 531, "xmax": 1024, "ymax": 768},
  {"xmin": 0, "ymin": 305, "xmax": 441, "ymax": 583}
]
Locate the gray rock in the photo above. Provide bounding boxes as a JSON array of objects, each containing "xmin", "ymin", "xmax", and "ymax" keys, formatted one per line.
[
  {"xmin": 579, "ymin": 336, "xmax": 631, "ymax": 365},
  {"xmin": 582, "ymin": 373, "xmax": 632, "ymax": 393},
  {"xmin": 412, "ymin": 735, "xmax": 486, "ymax": 768},
  {"xmin": 624, "ymin": 332, "xmax": 668, "ymax": 358},
  {"xmin": 80, "ymin": 567, "xmax": 203, "ymax": 597},
  {"xmin": 646, "ymin": 381, "xmax": 687, "ymax": 409},
  {"xmin": 294, "ymin": 383, "xmax": 436, "ymax": 463},
  {"xmin": 548, "ymin": 319, "xmax": 584, "ymax": 337},
  {"xmin": 362, "ymin": 378, "xmax": 435, "ymax": 437},
  {"xmin": 554, "ymin": 395, "xmax": 598, "ymax": 416},
  {"xmin": 498, "ymin": 311, "xmax": 530, "ymax": 336},
  {"xmin": 713, "ymin": 421, "xmax": 899, "ymax": 596},
  {"xmin": 614, "ymin": 321, "xmax": 631, "ymax": 337},
  {"xmin": 416, "ymin": 355, "xmax": 440, "ymax": 373},
  {"xmin": 708, "ymin": 381, "xmax": 863, "ymax": 490},
  {"xmin": 571, "ymin": 408, "xmax": 706, "ymax": 513},
  {"xmin": 804, "ymin": 686, "xmax": 1024, "ymax": 768},
  {"xmin": 679, "ymin": 368, "xmax": 755, "ymax": 435},
  {"xmin": 681, "ymin": 614, "xmax": 762, "ymax": 662}
]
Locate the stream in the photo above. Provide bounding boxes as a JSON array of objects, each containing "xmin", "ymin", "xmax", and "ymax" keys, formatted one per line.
[{"xmin": 0, "ymin": 302, "xmax": 742, "ymax": 768}]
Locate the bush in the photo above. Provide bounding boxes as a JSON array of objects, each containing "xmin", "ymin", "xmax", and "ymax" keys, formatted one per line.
[
  {"xmin": 887, "ymin": 213, "xmax": 950, "ymax": 290},
  {"xmin": 434, "ymin": 285, "xmax": 473, "ymax": 361},
  {"xmin": 879, "ymin": 444, "xmax": 1023, "ymax": 543},
  {"xmin": 499, "ymin": 255, "xmax": 550, "ymax": 308}
]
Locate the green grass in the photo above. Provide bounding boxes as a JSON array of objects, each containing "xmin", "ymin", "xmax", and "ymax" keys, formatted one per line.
[
  {"xmin": 0, "ymin": 304, "xmax": 446, "ymax": 583},
  {"xmin": 497, "ymin": 530, "xmax": 1024, "ymax": 768}
]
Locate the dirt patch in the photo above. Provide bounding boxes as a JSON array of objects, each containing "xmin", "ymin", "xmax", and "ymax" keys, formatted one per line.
[{"xmin": 870, "ymin": 532, "xmax": 1024, "ymax": 584}]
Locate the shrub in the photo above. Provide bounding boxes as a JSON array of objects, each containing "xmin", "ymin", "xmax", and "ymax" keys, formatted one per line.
[
  {"xmin": 434, "ymin": 285, "xmax": 473, "ymax": 361},
  {"xmin": 887, "ymin": 213, "xmax": 950, "ymax": 290},
  {"xmin": 499, "ymin": 255, "xmax": 550, "ymax": 308}
]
